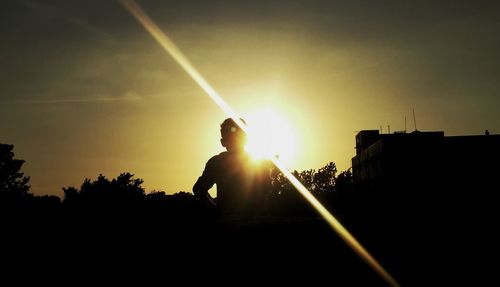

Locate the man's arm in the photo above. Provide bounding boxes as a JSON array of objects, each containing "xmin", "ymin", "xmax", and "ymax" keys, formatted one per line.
[{"xmin": 192, "ymin": 157, "xmax": 218, "ymax": 207}]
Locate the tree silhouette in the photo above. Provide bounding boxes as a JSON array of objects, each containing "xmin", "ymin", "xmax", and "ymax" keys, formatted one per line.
[
  {"xmin": 335, "ymin": 169, "xmax": 353, "ymax": 193},
  {"xmin": 271, "ymin": 162, "xmax": 338, "ymax": 195},
  {"xmin": 312, "ymin": 162, "xmax": 337, "ymax": 194},
  {"xmin": 63, "ymin": 172, "xmax": 145, "ymax": 209},
  {"xmin": 269, "ymin": 162, "xmax": 340, "ymax": 215},
  {"xmin": 0, "ymin": 143, "xmax": 31, "ymax": 205}
]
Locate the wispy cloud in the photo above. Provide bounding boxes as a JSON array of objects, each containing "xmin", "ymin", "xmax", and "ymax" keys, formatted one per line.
[
  {"xmin": 0, "ymin": 92, "xmax": 142, "ymax": 105},
  {"xmin": 20, "ymin": 0, "xmax": 115, "ymax": 44}
]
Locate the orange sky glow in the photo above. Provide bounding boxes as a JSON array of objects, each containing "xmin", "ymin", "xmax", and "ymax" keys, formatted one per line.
[{"xmin": 1, "ymin": 1, "xmax": 499, "ymax": 197}]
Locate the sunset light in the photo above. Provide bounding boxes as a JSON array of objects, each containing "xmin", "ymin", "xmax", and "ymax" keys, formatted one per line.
[
  {"xmin": 119, "ymin": 1, "xmax": 400, "ymax": 286},
  {"xmin": 245, "ymin": 107, "xmax": 297, "ymax": 165},
  {"xmin": 2, "ymin": 1, "xmax": 498, "ymax": 285}
]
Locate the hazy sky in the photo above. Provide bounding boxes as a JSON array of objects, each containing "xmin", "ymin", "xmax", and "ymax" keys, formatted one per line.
[{"xmin": 1, "ymin": 0, "xmax": 499, "ymax": 196}]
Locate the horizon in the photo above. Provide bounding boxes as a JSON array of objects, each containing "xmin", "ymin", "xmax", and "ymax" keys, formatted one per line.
[
  {"xmin": 4, "ymin": 127, "xmax": 495, "ymax": 198},
  {"xmin": 1, "ymin": 0, "xmax": 499, "ymax": 197}
]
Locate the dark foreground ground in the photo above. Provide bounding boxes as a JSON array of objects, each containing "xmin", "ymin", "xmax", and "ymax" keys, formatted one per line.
[
  {"xmin": 3, "ymin": 199, "xmax": 497, "ymax": 287},
  {"xmin": 3, "ymin": 215, "xmax": 383, "ymax": 286}
]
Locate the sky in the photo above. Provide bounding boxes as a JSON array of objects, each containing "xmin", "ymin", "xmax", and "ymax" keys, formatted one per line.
[{"xmin": 1, "ymin": 0, "xmax": 499, "ymax": 197}]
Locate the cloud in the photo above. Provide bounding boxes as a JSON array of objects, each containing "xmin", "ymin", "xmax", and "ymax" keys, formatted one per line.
[
  {"xmin": 0, "ymin": 91, "xmax": 142, "ymax": 105},
  {"xmin": 20, "ymin": 0, "xmax": 115, "ymax": 44}
]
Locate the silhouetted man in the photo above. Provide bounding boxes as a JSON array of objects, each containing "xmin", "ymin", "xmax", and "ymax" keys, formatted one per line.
[{"xmin": 193, "ymin": 118, "xmax": 272, "ymax": 217}]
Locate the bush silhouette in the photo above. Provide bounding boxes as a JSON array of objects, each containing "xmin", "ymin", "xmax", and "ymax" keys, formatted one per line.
[
  {"xmin": 63, "ymin": 172, "xmax": 145, "ymax": 210},
  {"xmin": 0, "ymin": 143, "xmax": 31, "ymax": 208}
]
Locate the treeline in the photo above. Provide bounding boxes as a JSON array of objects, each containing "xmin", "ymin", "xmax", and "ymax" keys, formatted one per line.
[{"xmin": 0, "ymin": 143, "xmax": 354, "ymax": 217}]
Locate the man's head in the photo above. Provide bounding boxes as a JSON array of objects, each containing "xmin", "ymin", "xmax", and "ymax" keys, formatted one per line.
[{"xmin": 220, "ymin": 118, "xmax": 247, "ymax": 152}]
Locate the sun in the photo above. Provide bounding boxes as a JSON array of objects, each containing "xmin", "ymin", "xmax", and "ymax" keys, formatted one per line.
[{"xmin": 244, "ymin": 107, "xmax": 297, "ymax": 165}]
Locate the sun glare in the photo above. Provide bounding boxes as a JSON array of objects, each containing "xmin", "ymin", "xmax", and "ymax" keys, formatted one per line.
[
  {"xmin": 121, "ymin": 2, "xmax": 401, "ymax": 285},
  {"xmin": 244, "ymin": 108, "xmax": 297, "ymax": 165}
]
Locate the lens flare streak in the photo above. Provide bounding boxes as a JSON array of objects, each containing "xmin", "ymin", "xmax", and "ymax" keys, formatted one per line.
[
  {"xmin": 120, "ymin": 1, "xmax": 400, "ymax": 286},
  {"xmin": 119, "ymin": 0, "xmax": 246, "ymax": 131}
]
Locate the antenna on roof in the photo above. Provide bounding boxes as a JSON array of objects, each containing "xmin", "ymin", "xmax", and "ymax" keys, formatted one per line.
[
  {"xmin": 388, "ymin": 125, "xmax": 391, "ymax": 134},
  {"xmin": 412, "ymin": 108, "xmax": 418, "ymax": 131},
  {"xmin": 404, "ymin": 116, "xmax": 407, "ymax": 133}
]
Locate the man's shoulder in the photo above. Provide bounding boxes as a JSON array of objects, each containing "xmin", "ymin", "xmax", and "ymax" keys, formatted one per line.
[{"xmin": 205, "ymin": 151, "xmax": 229, "ymax": 166}]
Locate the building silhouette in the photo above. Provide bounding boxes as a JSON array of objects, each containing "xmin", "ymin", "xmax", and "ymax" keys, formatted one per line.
[
  {"xmin": 350, "ymin": 130, "xmax": 500, "ymax": 285},
  {"xmin": 352, "ymin": 129, "xmax": 500, "ymax": 194}
]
